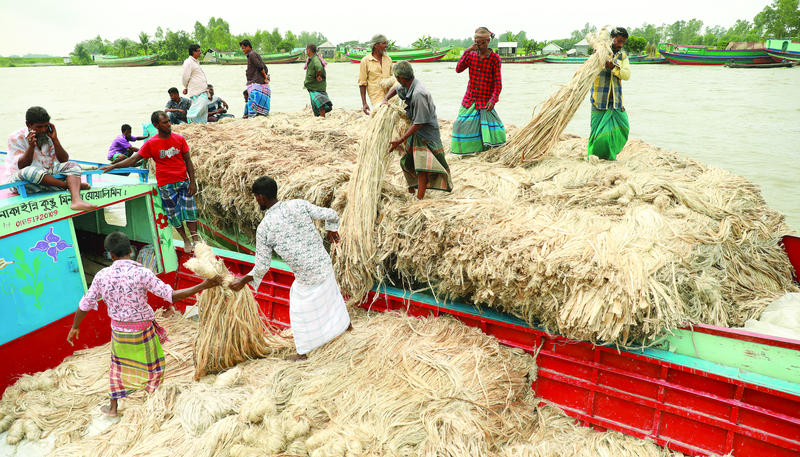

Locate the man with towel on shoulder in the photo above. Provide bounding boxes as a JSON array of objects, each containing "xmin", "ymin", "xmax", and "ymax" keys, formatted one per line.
[
  {"xmin": 358, "ymin": 34, "xmax": 393, "ymax": 114},
  {"xmin": 230, "ymin": 176, "xmax": 351, "ymax": 361},
  {"xmin": 588, "ymin": 27, "xmax": 630, "ymax": 161},
  {"xmin": 451, "ymin": 27, "xmax": 506, "ymax": 156}
]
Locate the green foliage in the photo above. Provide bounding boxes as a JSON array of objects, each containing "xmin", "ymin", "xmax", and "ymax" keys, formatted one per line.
[
  {"xmin": 139, "ymin": 32, "xmax": 151, "ymax": 55},
  {"xmin": 70, "ymin": 43, "xmax": 92, "ymax": 64},
  {"xmin": 623, "ymin": 36, "xmax": 647, "ymax": 55},
  {"xmin": 754, "ymin": 0, "xmax": 800, "ymax": 37},
  {"xmin": 413, "ymin": 35, "xmax": 440, "ymax": 49}
]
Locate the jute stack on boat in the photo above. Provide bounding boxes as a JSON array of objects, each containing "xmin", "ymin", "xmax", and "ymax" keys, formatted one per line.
[{"xmin": 1, "ymin": 309, "xmax": 683, "ymax": 457}]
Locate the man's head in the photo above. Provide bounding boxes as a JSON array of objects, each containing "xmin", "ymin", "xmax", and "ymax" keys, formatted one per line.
[
  {"xmin": 151, "ymin": 110, "xmax": 171, "ymax": 135},
  {"xmin": 394, "ymin": 60, "xmax": 414, "ymax": 87},
  {"xmin": 168, "ymin": 87, "xmax": 180, "ymax": 103},
  {"xmin": 239, "ymin": 39, "xmax": 252, "ymax": 53},
  {"xmin": 611, "ymin": 27, "xmax": 629, "ymax": 53},
  {"xmin": 474, "ymin": 27, "xmax": 494, "ymax": 51},
  {"xmin": 252, "ymin": 176, "xmax": 278, "ymax": 211},
  {"xmin": 371, "ymin": 34, "xmax": 388, "ymax": 53},
  {"xmin": 25, "ymin": 106, "xmax": 52, "ymax": 148},
  {"xmin": 243, "ymin": 89, "xmax": 249, "ymax": 101},
  {"xmin": 207, "ymin": 84, "xmax": 215, "ymax": 97},
  {"xmin": 121, "ymin": 124, "xmax": 132, "ymax": 136},
  {"xmin": 306, "ymin": 43, "xmax": 317, "ymax": 57},
  {"xmin": 189, "ymin": 44, "xmax": 201, "ymax": 58},
  {"xmin": 104, "ymin": 231, "xmax": 131, "ymax": 259}
]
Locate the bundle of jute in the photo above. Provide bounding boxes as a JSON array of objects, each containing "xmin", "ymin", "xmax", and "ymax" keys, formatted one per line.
[
  {"xmin": 184, "ymin": 243, "xmax": 293, "ymax": 380},
  {"xmin": 482, "ymin": 26, "xmax": 612, "ymax": 166},
  {"xmin": 332, "ymin": 103, "xmax": 411, "ymax": 303}
]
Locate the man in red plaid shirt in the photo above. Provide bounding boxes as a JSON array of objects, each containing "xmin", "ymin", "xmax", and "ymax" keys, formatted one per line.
[{"xmin": 451, "ymin": 27, "xmax": 506, "ymax": 156}]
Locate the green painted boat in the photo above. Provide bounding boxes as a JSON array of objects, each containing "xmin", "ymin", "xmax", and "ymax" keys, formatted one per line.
[
  {"xmin": 213, "ymin": 50, "xmax": 304, "ymax": 65},
  {"xmin": 544, "ymin": 55, "xmax": 589, "ymax": 64},
  {"xmin": 344, "ymin": 46, "xmax": 453, "ymax": 63},
  {"xmin": 658, "ymin": 43, "xmax": 774, "ymax": 65},
  {"xmin": 95, "ymin": 54, "xmax": 159, "ymax": 68},
  {"xmin": 766, "ymin": 39, "xmax": 800, "ymax": 62}
]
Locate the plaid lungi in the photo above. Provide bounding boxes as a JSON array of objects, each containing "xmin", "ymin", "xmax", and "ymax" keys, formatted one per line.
[
  {"xmin": 187, "ymin": 93, "xmax": 209, "ymax": 124},
  {"xmin": 290, "ymin": 271, "xmax": 351, "ymax": 355},
  {"xmin": 8, "ymin": 161, "xmax": 82, "ymax": 194},
  {"xmin": 450, "ymin": 103, "xmax": 506, "ymax": 156},
  {"xmin": 109, "ymin": 322, "xmax": 166, "ymax": 399},
  {"xmin": 158, "ymin": 180, "xmax": 197, "ymax": 227},
  {"xmin": 308, "ymin": 90, "xmax": 333, "ymax": 117},
  {"xmin": 247, "ymin": 84, "xmax": 271, "ymax": 116},
  {"xmin": 400, "ymin": 135, "xmax": 453, "ymax": 193}
]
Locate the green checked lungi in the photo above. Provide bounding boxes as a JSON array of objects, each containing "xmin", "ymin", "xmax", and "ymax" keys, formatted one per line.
[
  {"xmin": 588, "ymin": 109, "xmax": 629, "ymax": 161},
  {"xmin": 109, "ymin": 322, "xmax": 166, "ymax": 399},
  {"xmin": 158, "ymin": 180, "xmax": 197, "ymax": 227},
  {"xmin": 308, "ymin": 90, "xmax": 333, "ymax": 117},
  {"xmin": 400, "ymin": 135, "xmax": 453, "ymax": 193},
  {"xmin": 450, "ymin": 103, "xmax": 506, "ymax": 156}
]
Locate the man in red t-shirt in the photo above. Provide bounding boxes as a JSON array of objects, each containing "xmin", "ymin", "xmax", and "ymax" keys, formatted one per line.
[{"xmin": 102, "ymin": 111, "xmax": 199, "ymax": 253}]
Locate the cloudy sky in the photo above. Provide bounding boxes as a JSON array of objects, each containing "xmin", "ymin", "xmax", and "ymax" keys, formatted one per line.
[{"xmin": 1, "ymin": 0, "xmax": 772, "ymax": 56}]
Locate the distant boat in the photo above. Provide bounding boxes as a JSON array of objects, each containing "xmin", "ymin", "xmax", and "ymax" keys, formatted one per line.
[
  {"xmin": 212, "ymin": 50, "xmax": 304, "ymax": 65},
  {"xmin": 501, "ymin": 55, "xmax": 546, "ymax": 64},
  {"xmin": 344, "ymin": 47, "xmax": 453, "ymax": 63},
  {"xmin": 544, "ymin": 55, "xmax": 589, "ymax": 64},
  {"xmin": 765, "ymin": 39, "xmax": 800, "ymax": 62},
  {"xmin": 95, "ymin": 54, "xmax": 158, "ymax": 68},
  {"xmin": 628, "ymin": 55, "xmax": 668, "ymax": 64},
  {"xmin": 658, "ymin": 43, "xmax": 773, "ymax": 65},
  {"xmin": 725, "ymin": 61, "xmax": 797, "ymax": 69}
]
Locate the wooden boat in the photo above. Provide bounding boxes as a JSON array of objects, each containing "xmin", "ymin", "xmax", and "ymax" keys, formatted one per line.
[
  {"xmin": 725, "ymin": 61, "xmax": 798, "ymax": 69},
  {"xmin": 344, "ymin": 46, "xmax": 453, "ymax": 63},
  {"xmin": 629, "ymin": 55, "xmax": 668, "ymax": 64},
  {"xmin": 658, "ymin": 43, "xmax": 774, "ymax": 65},
  {"xmin": 766, "ymin": 39, "xmax": 800, "ymax": 62},
  {"xmin": 212, "ymin": 50, "xmax": 304, "ymax": 65},
  {"xmin": 95, "ymin": 54, "xmax": 158, "ymax": 68},
  {"xmin": 544, "ymin": 55, "xmax": 589, "ymax": 64},
  {"xmin": 500, "ymin": 54, "xmax": 546, "ymax": 63},
  {"xmin": 3, "ymin": 150, "xmax": 800, "ymax": 456}
]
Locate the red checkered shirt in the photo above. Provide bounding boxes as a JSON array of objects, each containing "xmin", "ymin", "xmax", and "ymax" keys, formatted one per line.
[{"xmin": 455, "ymin": 50, "xmax": 502, "ymax": 109}]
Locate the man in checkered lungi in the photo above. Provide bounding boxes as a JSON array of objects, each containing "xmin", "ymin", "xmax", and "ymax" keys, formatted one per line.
[{"xmin": 102, "ymin": 111, "xmax": 201, "ymax": 253}]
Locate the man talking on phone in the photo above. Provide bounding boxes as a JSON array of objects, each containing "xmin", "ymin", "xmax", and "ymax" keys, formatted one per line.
[{"xmin": 3, "ymin": 106, "xmax": 97, "ymax": 212}]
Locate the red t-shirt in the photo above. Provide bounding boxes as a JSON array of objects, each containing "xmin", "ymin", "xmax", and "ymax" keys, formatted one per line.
[{"xmin": 138, "ymin": 134, "xmax": 190, "ymax": 187}]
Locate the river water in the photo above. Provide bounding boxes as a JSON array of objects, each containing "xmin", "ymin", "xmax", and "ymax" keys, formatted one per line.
[{"xmin": 1, "ymin": 62, "xmax": 798, "ymax": 230}]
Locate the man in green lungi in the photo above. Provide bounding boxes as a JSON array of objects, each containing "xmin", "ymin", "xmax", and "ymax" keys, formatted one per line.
[
  {"xmin": 588, "ymin": 27, "xmax": 631, "ymax": 161},
  {"xmin": 382, "ymin": 60, "xmax": 453, "ymax": 200},
  {"xmin": 451, "ymin": 27, "xmax": 506, "ymax": 156},
  {"xmin": 304, "ymin": 43, "xmax": 332, "ymax": 118}
]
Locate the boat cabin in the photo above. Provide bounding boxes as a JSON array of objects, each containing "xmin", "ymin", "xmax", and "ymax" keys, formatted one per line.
[{"xmin": 497, "ymin": 42, "xmax": 518, "ymax": 56}]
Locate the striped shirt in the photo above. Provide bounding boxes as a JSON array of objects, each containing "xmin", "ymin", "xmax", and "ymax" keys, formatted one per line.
[
  {"xmin": 590, "ymin": 50, "xmax": 631, "ymax": 111},
  {"xmin": 455, "ymin": 50, "xmax": 502, "ymax": 109}
]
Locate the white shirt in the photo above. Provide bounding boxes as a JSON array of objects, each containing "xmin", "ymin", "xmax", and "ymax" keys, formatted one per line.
[{"xmin": 182, "ymin": 56, "xmax": 207, "ymax": 97}]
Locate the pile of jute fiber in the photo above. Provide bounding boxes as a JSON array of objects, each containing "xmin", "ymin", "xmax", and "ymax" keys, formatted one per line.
[{"xmin": 1, "ymin": 308, "xmax": 692, "ymax": 457}]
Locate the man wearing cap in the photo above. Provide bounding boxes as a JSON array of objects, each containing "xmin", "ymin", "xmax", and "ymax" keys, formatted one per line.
[{"xmin": 358, "ymin": 34, "xmax": 393, "ymax": 115}]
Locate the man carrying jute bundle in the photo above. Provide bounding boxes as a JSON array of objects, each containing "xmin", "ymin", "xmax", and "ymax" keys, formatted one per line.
[
  {"xmin": 588, "ymin": 27, "xmax": 630, "ymax": 161},
  {"xmin": 451, "ymin": 27, "xmax": 506, "ymax": 156},
  {"xmin": 67, "ymin": 232, "xmax": 220, "ymax": 417},
  {"xmin": 230, "ymin": 176, "xmax": 351, "ymax": 361},
  {"xmin": 358, "ymin": 33, "xmax": 393, "ymax": 114},
  {"xmin": 382, "ymin": 60, "xmax": 453, "ymax": 200}
]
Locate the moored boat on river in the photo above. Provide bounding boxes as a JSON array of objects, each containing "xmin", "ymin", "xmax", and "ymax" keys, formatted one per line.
[
  {"xmin": 500, "ymin": 54, "xmax": 546, "ymax": 63},
  {"xmin": 544, "ymin": 55, "xmax": 589, "ymax": 64},
  {"xmin": 344, "ymin": 47, "xmax": 452, "ymax": 63},
  {"xmin": 766, "ymin": 39, "xmax": 800, "ymax": 62},
  {"xmin": 658, "ymin": 43, "xmax": 774, "ymax": 65},
  {"xmin": 212, "ymin": 49, "xmax": 304, "ymax": 65},
  {"xmin": 629, "ymin": 55, "xmax": 668, "ymax": 64},
  {"xmin": 95, "ymin": 54, "xmax": 159, "ymax": 68}
]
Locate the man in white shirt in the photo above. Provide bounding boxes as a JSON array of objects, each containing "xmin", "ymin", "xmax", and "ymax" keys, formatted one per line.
[{"xmin": 181, "ymin": 44, "xmax": 209, "ymax": 124}]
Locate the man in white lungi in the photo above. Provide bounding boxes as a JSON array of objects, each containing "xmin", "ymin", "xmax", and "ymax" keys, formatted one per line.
[{"xmin": 230, "ymin": 176, "xmax": 351, "ymax": 360}]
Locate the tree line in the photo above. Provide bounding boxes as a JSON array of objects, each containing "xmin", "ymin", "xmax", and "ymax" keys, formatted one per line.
[{"xmin": 70, "ymin": 0, "xmax": 798, "ymax": 63}]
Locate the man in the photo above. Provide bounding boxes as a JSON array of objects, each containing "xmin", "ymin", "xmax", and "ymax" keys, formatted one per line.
[
  {"xmin": 68, "ymin": 231, "xmax": 220, "ymax": 417},
  {"xmin": 102, "ymin": 111, "xmax": 200, "ymax": 253},
  {"xmin": 107, "ymin": 124, "xmax": 149, "ymax": 163},
  {"xmin": 206, "ymin": 85, "xmax": 233, "ymax": 122},
  {"xmin": 382, "ymin": 61, "xmax": 453, "ymax": 200},
  {"xmin": 358, "ymin": 34, "xmax": 393, "ymax": 115},
  {"xmin": 451, "ymin": 27, "xmax": 506, "ymax": 156},
  {"xmin": 303, "ymin": 43, "xmax": 332, "ymax": 118},
  {"xmin": 230, "ymin": 177, "xmax": 350, "ymax": 361},
  {"xmin": 588, "ymin": 27, "xmax": 631, "ymax": 161},
  {"xmin": 182, "ymin": 44, "xmax": 209, "ymax": 124},
  {"xmin": 4, "ymin": 106, "xmax": 97, "ymax": 212},
  {"xmin": 165, "ymin": 87, "xmax": 191, "ymax": 125},
  {"xmin": 240, "ymin": 39, "xmax": 270, "ymax": 117}
]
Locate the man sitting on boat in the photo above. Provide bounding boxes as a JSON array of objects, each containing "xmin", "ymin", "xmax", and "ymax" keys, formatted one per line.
[
  {"xmin": 588, "ymin": 27, "xmax": 630, "ymax": 161},
  {"xmin": 182, "ymin": 44, "xmax": 209, "ymax": 124},
  {"xmin": 206, "ymin": 84, "xmax": 234, "ymax": 122},
  {"xmin": 165, "ymin": 87, "xmax": 191, "ymax": 125},
  {"xmin": 3, "ymin": 106, "xmax": 97, "ymax": 212},
  {"xmin": 451, "ymin": 27, "xmax": 506, "ymax": 156},
  {"xmin": 67, "ymin": 231, "xmax": 221, "ymax": 417},
  {"xmin": 382, "ymin": 61, "xmax": 453, "ymax": 200},
  {"xmin": 358, "ymin": 33, "xmax": 393, "ymax": 115},
  {"xmin": 240, "ymin": 39, "xmax": 270, "ymax": 117},
  {"xmin": 102, "ymin": 111, "xmax": 201, "ymax": 253},
  {"xmin": 230, "ymin": 176, "xmax": 351, "ymax": 361},
  {"xmin": 107, "ymin": 123, "xmax": 149, "ymax": 163}
]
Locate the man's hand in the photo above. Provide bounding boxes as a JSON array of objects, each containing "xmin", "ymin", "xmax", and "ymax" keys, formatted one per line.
[
  {"xmin": 201, "ymin": 276, "xmax": 223, "ymax": 290},
  {"xmin": 605, "ymin": 60, "xmax": 615, "ymax": 69},
  {"xmin": 388, "ymin": 138, "xmax": 403, "ymax": 153},
  {"xmin": 67, "ymin": 327, "xmax": 79, "ymax": 346},
  {"xmin": 26, "ymin": 130, "xmax": 37, "ymax": 147},
  {"xmin": 47, "ymin": 123, "xmax": 58, "ymax": 142},
  {"xmin": 188, "ymin": 182, "xmax": 197, "ymax": 196},
  {"xmin": 100, "ymin": 164, "xmax": 116, "ymax": 173},
  {"xmin": 380, "ymin": 98, "xmax": 390, "ymax": 107},
  {"xmin": 182, "ymin": 88, "xmax": 188, "ymax": 95},
  {"xmin": 362, "ymin": 104, "xmax": 370, "ymax": 115},
  {"xmin": 486, "ymin": 101, "xmax": 495, "ymax": 112},
  {"xmin": 327, "ymin": 231, "xmax": 340, "ymax": 243},
  {"xmin": 230, "ymin": 276, "xmax": 249, "ymax": 292},
  {"xmin": 465, "ymin": 44, "xmax": 478, "ymax": 54}
]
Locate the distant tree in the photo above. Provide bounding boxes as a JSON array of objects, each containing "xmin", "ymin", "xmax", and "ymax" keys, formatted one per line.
[
  {"xmin": 193, "ymin": 21, "xmax": 207, "ymax": 45},
  {"xmin": 70, "ymin": 43, "xmax": 92, "ymax": 64},
  {"xmin": 412, "ymin": 35, "xmax": 439, "ymax": 49},
  {"xmin": 754, "ymin": 0, "xmax": 800, "ymax": 37},
  {"xmin": 114, "ymin": 38, "xmax": 134, "ymax": 57},
  {"xmin": 139, "ymin": 32, "xmax": 150, "ymax": 55},
  {"xmin": 623, "ymin": 36, "xmax": 647, "ymax": 55}
]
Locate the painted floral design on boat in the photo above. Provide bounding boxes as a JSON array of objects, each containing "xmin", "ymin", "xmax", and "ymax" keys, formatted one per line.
[
  {"xmin": 30, "ymin": 227, "xmax": 73, "ymax": 263},
  {"xmin": 156, "ymin": 213, "xmax": 169, "ymax": 229}
]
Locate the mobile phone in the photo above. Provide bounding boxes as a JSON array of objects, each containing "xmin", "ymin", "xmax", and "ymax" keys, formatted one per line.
[{"xmin": 47, "ymin": 125, "xmax": 53, "ymax": 133}]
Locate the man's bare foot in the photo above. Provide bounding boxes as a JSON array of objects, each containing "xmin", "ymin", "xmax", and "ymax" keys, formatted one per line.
[
  {"xmin": 100, "ymin": 404, "xmax": 118, "ymax": 417},
  {"xmin": 408, "ymin": 187, "xmax": 414, "ymax": 194},
  {"xmin": 70, "ymin": 201, "xmax": 98, "ymax": 212},
  {"xmin": 287, "ymin": 353, "xmax": 307, "ymax": 362},
  {"xmin": 184, "ymin": 243, "xmax": 194, "ymax": 254},
  {"xmin": 80, "ymin": 182, "xmax": 91, "ymax": 190}
]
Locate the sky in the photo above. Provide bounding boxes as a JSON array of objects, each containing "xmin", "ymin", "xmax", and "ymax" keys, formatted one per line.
[{"xmin": 0, "ymin": 0, "xmax": 773, "ymax": 56}]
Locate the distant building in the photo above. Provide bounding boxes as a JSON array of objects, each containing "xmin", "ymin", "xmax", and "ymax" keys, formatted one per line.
[
  {"xmin": 542, "ymin": 43, "xmax": 563, "ymax": 55},
  {"xmin": 497, "ymin": 42, "xmax": 518, "ymax": 56},
  {"xmin": 319, "ymin": 41, "xmax": 336, "ymax": 59},
  {"xmin": 63, "ymin": 57, "xmax": 72, "ymax": 64},
  {"xmin": 574, "ymin": 38, "xmax": 590, "ymax": 55}
]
